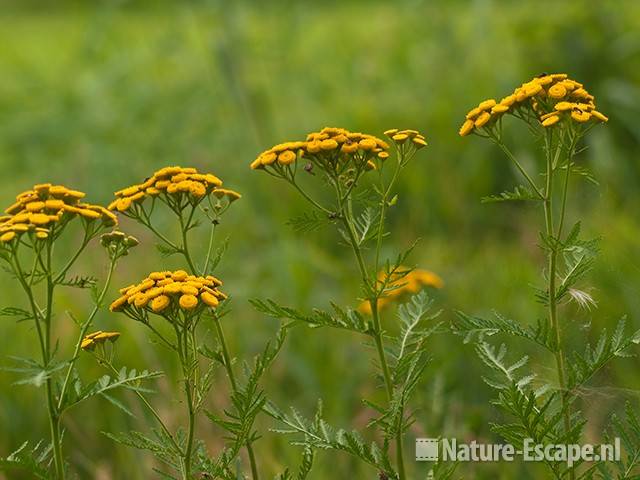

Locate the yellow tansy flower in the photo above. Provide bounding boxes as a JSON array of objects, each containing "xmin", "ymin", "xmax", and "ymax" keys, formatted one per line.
[{"xmin": 358, "ymin": 267, "xmax": 444, "ymax": 315}]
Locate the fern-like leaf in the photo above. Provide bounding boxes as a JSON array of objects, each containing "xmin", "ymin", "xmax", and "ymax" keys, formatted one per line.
[
  {"xmin": 0, "ymin": 440, "xmax": 51, "ymax": 479},
  {"xmin": 265, "ymin": 401, "xmax": 396, "ymax": 478}
]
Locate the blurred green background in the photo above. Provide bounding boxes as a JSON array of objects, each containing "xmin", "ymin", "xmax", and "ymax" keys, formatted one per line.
[{"xmin": 1, "ymin": 0, "xmax": 639, "ymax": 478}]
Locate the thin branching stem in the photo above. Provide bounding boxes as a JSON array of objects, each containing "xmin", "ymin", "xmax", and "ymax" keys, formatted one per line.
[
  {"xmin": 43, "ymin": 238, "xmax": 66, "ymax": 480},
  {"xmin": 102, "ymin": 360, "xmax": 183, "ymax": 456},
  {"xmin": 53, "ymin": 227, "xmax": 92, "ymax": 284},
  {"xmin": 175, "ymin": 211, "xmax": 260, "ymax": 480},
  {"xmin": 176, "ymin": 321, "xmax": 197, "ymax": 480},
  {"xmin": 493, "ymin": 136, "xmax": 545, "ymax": 200},
  {"xmin": 214, "ymin": 315, "xmax": 260, "ymax": 480},
  {"xmin": 287, "ymin": 178, "xmax": 333, "ymax": 216},
  {"xmin": 301, "ymin": 154, "xmax": 409, "ymax": 480},
  {"xmin": 11, "ymin": 251, "xmax": 47, "ymax": 361},
  {"xmin": 339, "ymin": 209, "xmax": 404, "ymax": 480},
  {"xmin": 139, "ymin": 208, "xmax": 182, "ymax": 253},
  {"xmin": 202, "ymin": 221, "xmax": 218, "ymax": 276},
  {"xmin": 543, "ymin": 129, "xmax": 573, "ymax": 480},
  {"xmin": 57, "ymin": 253, "xmax": 119, "ymax": 411},
  {"xmin": 178, "ymin": 208, "xmax": 198, "ymax": 273},
  {"xmin": 373, "ymin": 153, "xmax": 406, "ymax": 480}
]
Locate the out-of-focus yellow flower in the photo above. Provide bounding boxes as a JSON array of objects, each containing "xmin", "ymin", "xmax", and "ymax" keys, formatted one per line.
[
  {"xmin": 386, "ymin": 129, "xmax": 428, "ymax": 150},
  {"xmin": 358, "ymin": 267, "xmax": 444, "ymax": 315},
  {"xmin": 81, "ymin": 331, "xmax": 121, "ymax": 351},
  {"xmin": 212, "ymin": 188, "xmax": 242, "ymax": 202}
]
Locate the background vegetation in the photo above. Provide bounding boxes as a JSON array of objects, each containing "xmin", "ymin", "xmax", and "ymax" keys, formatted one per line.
[{"xmin": 1, "ymin": 0, "xmax": 639, "ymax": 478}]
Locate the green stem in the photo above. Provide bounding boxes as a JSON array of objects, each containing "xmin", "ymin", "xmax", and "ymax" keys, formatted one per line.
[
  {"xmin": 495, "ymin": 139, "xmax": 545, "ymax": 200},
  {"xmin": 57, "ymin": 256, "xmax": 118, "ymax": 411},
  {"xmin": 48, "ymin": 406, "xmax": 65, "ymax": 479},
  {"xmin": 371, "ymin": 299, "xmax": 403, "ymax": 479},
  {"xmin": 214, "ymin": 315, "xmax": 260, "ymax": 480},
  {"xmin": 201, "ymin": 221, "xmax": 218, "ymax": 276},
  {"xmin": 11, "ymin": 252, "xmax": 47, "ymax": 363},
  {"xmin": 178, "ymin": 209, "xmax": 198, "ymax": 273},
  {"xmin": 102, "ymin": 361, "xmax": 182, "ymax": 456},
  {"xmin": 140, "ymin": 212, "xmax": 182, "ymax": 253},
  {"xmin": 340, "ymin": 216, "xmax": 368, "ymax": 280},
  {"xmin": 557, "ymin": 133, "xmax": 578, "ymax": 239},
  {"xmin": 175, "ymin": 204, "xmax": 259, "ymax": 479},
  {"xmin": 42, "ymin": 239, "xmax": 66, "ymax": 480},
  {"xmin": 373, "ymin": 159, "xmax": 406, "ymax": 480},
  {"xmin": 287, "ymin": 179, "xmax": 333, "ymax": 216},
  {"xmin": 11, "ymin": 248, "xmax": 64, "ymax": 478},
  {"xmin": 340, "ymin": 214, "xmax": 403, "ymax": 479},
  {"xmin": 543, "ymin": 132, "xmax": 573, "ymax": 480},
  {"xmin": 177, "ymin": 325, "xmax": 196, "ymax": 480},
  {"xmin": 374, "ymin": 168, "xmax": 397, "ymax": 274},
  {"xmin": 53, "ymin": 229, "xmax": 92, "ymax": 284}
]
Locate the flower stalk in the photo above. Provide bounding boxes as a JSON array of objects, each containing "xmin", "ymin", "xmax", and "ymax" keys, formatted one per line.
[
  {"xmin": 107, "ymin": 166, "xmax": 256, "ymax": 479},
  {"xmin": 252, "ymin": 127, "xmax": 434, "ymax": 480},
  {"xmin": 460, "ymin": 73, "xmax": 608, "ymax": 479}
]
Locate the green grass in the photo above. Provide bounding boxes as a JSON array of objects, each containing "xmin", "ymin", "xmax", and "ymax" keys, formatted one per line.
[{"xmin": 0, "ymin": 1, "xmax": 639, "ymax": 478}]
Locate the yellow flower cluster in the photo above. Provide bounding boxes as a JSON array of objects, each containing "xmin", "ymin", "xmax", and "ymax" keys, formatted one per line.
[
  {"xmin": 250, "ymin": 127, "xmax": 391, "ymax": 171},
  {"xmin": 459, "ymin": 73, "xmax": 608, "ymax": 136},
  {"xmin": 109, "ymin": 166, "xmax": 240, "ymax": 213},
  {"xmin": 100, "ymin": 230, "xmax": 139, "ymax": 249},
  {"xmin": 359, "ymin": 268, "xmax": 444, "ymax": 315},
  {"xmin": 539, "ymin": 100, "xmax": 609, "ymax": 127},
  {"xmin": 81, "ymin": 331, "xmax": 121, "ymax": 351},
  {"xmin": 383, "ymin": 128, "xmax": 428, "ymax": 148},
  {"xmin": 110, "ymin": 270, "xmax": 226, "ymax": 316},
  {"xmin": 0, "ymin": 184, "xmax": 117, "ymax": 244}
]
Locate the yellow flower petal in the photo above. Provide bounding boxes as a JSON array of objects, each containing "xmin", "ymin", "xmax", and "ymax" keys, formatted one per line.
[
  {"xmin": 278, "ymin": 150, "xmax": 297, "ymax": 165},
  {"xmin": 179, "ymin": 294, "xmax": 198, "ymax": 310},
  {"xmin": 474, "ymin": 111, "xmax": 491, "ymax": 128},
  {"xmin": 151, "ymin": 295, "xmax": 171, "ymax": 312},
  {"xmin": 459, "ymin": 119, "xmax": 475, "ymax": 137},
  {"xmin": 201, "ymin": 291, "xmax": 220, "ymax": 307}
]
